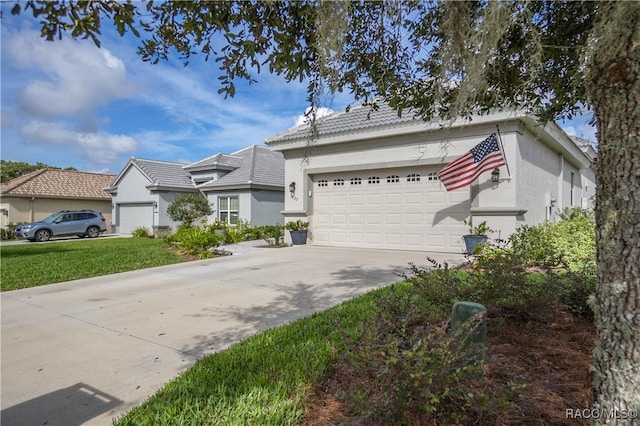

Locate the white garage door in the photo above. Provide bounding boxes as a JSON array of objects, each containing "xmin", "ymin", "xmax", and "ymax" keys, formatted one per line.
[
  {"xmin": 118, "ymin": 204, "xmax": 154, "ymax": 234},
  {"xmin": 312, "ymin": 167, "xmax": 470, "ymax": 252}
]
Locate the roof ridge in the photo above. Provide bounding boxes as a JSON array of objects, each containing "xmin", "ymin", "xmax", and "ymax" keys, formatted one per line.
[
  {"xmin": 247, "ymin": 145, "xmax": 257, "ymax": 183},
  {"xmin": 132, "ymin": 157, "xmax": 188, "ymax": 165}
]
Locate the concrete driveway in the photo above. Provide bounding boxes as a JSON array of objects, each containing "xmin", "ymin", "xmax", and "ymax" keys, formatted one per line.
[{"xmin": 1, "ymin": 242, "xmax": 464, "ymax": 426}]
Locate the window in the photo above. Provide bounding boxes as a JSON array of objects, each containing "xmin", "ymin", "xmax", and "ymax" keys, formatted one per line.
[
  {"xmin": 218, "ymin": 196, "xmax": 239, "ymax": 225},
  {"xmin": 350, "ymin": 177, "xmax": 362, "ymax": 185},
  {"xmin": 427, "ymin": 172, "xmax": 439, "ymax": 181},
  {"xmin": 407, "ymin": 173, "xmax": 421, "ymax": 182},
  {"xmin": 387, "ymin": 175, "xmax": 400, "ymax": 183},
  {"xmin": 368, "ymin": 176, "xmax": 381, "ymax": 184},
  {"xmin": 317, "ymin": 179, "xmax": 328, "ymax": 187},
  {"xmin": 333, "ymin": 178, "xmax": 345, "ymax": 186}
]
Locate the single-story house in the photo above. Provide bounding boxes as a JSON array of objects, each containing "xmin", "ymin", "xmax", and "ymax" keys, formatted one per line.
[
  {"xmin": 105, "ymin": 145, "xmax": 284, "ymax": 234},
  {"xmin": 0, "ymin": 169, "xmax": 115, "ymax": 229},
  {"xmin": 265, "ymin": 103, "xmax": 596, "ymax": 253}
]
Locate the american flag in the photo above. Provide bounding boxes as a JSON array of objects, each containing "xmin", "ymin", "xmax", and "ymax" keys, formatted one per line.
[{"xmin": 437, "ymin": 133, "xmax": 506, "ymax": 191}]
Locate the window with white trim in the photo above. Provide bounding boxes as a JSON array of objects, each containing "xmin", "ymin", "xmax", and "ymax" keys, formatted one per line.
[
  {"xmin": 387, "ymin": 175, "xmax": 400, "ymax": 183},
  {"xmin": 218, "ymin": 196, "xmax": 239, "ymax": 225},
  {"xmin": 368, "ymin": 176, "xmax": 381, "ymax": 184},
  {"xmin": 334, "ymin": 178, "xmax": 345, "ymax": 186},
  {"xmin": 317, "ymin": 179, "xmax": 328, "ymax": 187},
  {"xmin": 407, "ymin": 173, "xmax": 421, "ymax": 182},
  {"xmin": 350, "ymin": 177, "xmax": 362, "ymax": 185},
  {"xmin": 427, "ymin": 172, "xmax": 439, "ymax": 181}
]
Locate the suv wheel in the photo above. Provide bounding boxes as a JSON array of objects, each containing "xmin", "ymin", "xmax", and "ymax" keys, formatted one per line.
[
  {"xmin": 86, "ymin": 226, "xmax": 100, "ymax": 238},
  {"xmin": 35, "ymin": 229, "xmax": 51, "ymax": 242}
]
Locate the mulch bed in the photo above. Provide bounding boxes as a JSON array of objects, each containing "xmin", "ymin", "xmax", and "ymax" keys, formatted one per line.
[{"xmin": 303, "ymin": 306, "xmax": 595, "ymax": 425}]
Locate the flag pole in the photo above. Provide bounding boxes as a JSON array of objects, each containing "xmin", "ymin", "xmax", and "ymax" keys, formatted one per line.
[{"xmin": 495, "ymin": 125, "xmax": 512, "ymax": 179}]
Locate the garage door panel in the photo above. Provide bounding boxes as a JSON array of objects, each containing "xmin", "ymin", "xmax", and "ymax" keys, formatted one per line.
[
  {"xmin": 332, "ymin": 195, "xmax": 347, "ymax": 206},
  {"xmin": 331, "ymin": 232, "xmax": 346, "ymax": 243},
  {"xmin": 315, "ymin": 213, "xmax": 330, "ymax": 225},
  {"xmin": 349, "ymin": 232, "xmax": 364, "ymax": 244},
  {"xmin": 385, "ymin": 234, "xmax": 402, "ymax": 246},
  {"xmin": 450, "ymin": 190, "xmax": 471, "ymax": 202},
  {"xmin": 316, "ymin": 195, "xmax": 331, "ymax": 207},
  {"xmin": 333, "ymin": 214, "xmax": 346, "ymax": 224},
  {"xmin": 349, "ymin": 214, "xmax": 364, "ymax": 224},
  {"xmin": 366, "ymin": 194, "xmax": 383, "ymax": 205},
  {"xmin": 405, "ymin": 213, "xmax": 423, "ymax": 225},
  {"xmin": 427, "ymin": 192, "xmax": 446, "ymax": 204},
  {"xmin": 405, "ymin": 192, "xmax": 423, "ymax": 204},
  {"xmin": 366, "ymin": 214, "xmax": 382, "ymax": 224},
  {"xmin": 386, "ymin": 193, "xmax": 402, "ymax": 204},
  {"xmin": 118, "ymin": 204, "xmax": 153, "ymax": 234},
  {"xmin": 349, "ymin": 195, "xmax": 364, "ymax": 205},
  {"xmin": 405, "ymin": 234, "xmax": 423, "ymax": 247},
  {"xmin": 386, "ymin": 214, "xmax": 401, "ymax": 225},
  {"xmin": 312, "ymin": 167, "xmax": 470, "ymax": 252},
  {"xmin": 367, "ymin": 233, "xmax": 382, "ymax": 244}
]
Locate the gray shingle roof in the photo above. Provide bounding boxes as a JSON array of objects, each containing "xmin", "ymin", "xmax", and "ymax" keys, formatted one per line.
[
  {"xmin": 266, "ymin": 102, "xmax": 417, "ymax": 143},
  {"xmin": 126, "ymin": 158, "xmax": 194, "ymax": 190},
  {"xmin": 184, "ymin": 153, "xmax": 243, "ymax": 171},
  {"xmin": 198, "ymin": 145, "xmax": 284, "ymax": 189},
  {"xmin": 1, "ymin": 169, "xmax": 115, "ymax": 199},
  {"xmin": 109, "ymin": 146, "xmax": 283, "ymax": 192}
]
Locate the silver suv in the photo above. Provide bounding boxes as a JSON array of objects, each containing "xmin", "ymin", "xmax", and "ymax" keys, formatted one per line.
[{"xmin": 14, "ymin": 210, "xmax": 107, "ymax": 242}]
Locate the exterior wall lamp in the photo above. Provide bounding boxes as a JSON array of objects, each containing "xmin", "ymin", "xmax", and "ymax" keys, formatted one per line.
[
  {"xmin": 289, "ymin": 182, "xmax": 296, "ymax": 195},
  {"xmin": 491, "ymin": 168, "xmax": 500, "ymax": 183}
]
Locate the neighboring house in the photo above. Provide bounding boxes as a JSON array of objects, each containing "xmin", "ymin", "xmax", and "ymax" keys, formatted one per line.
[
  {"xmin": 106, "ymin": 145, "xmax": 284, "ymax": 234},
  {"xmin": 0, "ymin": 169, "xmax": 115, "ymax": 229},
  {"xmin": 265, "ymin": 103, "xmax": 596, "ymax": 253}
]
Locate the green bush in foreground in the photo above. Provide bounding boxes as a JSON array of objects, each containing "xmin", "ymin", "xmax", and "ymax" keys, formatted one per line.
[
  {"xmin": 131, "ymin": 226, "xmax": 151, "ymax": 238},
  {"xmin": 165, "ymin": 225, "xmax": 223, "ymax": 258},
  {"xmin": 510, "ymin": 207, "xmax": 595, "ymax": 271}
]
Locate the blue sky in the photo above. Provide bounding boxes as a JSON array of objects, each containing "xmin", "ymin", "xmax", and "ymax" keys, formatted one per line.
[{"xmin": 1, "ymin": 8, "xmax": 596, "ymax": 176}]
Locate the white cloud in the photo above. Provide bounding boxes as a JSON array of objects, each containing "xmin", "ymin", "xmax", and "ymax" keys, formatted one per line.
[
  {"xmin": 295, "ymin": 107, "xmax": 335, "ymax": 127},
  {"xmin": 5, "ymin": 27, "xmax": 136, "ymax": 119},
  {"xmin": 20, "ymin": 121, "xmax": 137, "ymax": 165}
]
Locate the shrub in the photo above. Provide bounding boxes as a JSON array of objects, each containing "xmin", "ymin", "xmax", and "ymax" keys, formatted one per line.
[
  {"xmin": 341, "ymin": 260, "xmax": 513, "ymax": 423},
  {"xmin": 285, "ymin": 220, "xmax": 309, "ymax": 231},
  {"xmin": 510, "ymin": 207, "xmax": 595, "ymax": 271},
  {"xmin": 1, "ymin": 223, "xmax": 23, "ymax": 240},
  {"xmin": 131, "ymin": 226, "xmax": 151, "ymax": 238},
  {"xmin": 261, "ymin": 224, "xmax": 284, "ymax": 245},
  {"xmin": 1, "ymin": 228, "xmax": 15, "ymax": 240},
  {"xmin": 167, "ymin": 194, "xmax": 213, "ymax": 227},
  {"xmin": 169, "ymin": 225, "xmax": 222, "ymax": 256}
]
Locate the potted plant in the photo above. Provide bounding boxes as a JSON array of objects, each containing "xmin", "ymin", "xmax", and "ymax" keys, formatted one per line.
[
  {"xmin": 285, "ymin": 220, "xmax": 309, "ymax": 245},
  {"xmin": 208, "ymin": 219, "xmax": 228, "ymax": 237},
  {"xmin": 462, "ymin": 219, "xmax": 493, "ymax": 254}
]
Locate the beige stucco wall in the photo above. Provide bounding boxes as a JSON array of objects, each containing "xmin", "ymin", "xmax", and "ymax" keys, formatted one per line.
[{"xmin": 0, "ymin": 196, "xmax": 112, "ymax": 229}]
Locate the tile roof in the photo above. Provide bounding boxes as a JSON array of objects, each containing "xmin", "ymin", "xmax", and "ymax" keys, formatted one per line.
[
  {"xmin": 129, "ymin": 158, "xmax": 194, "ymax": 189},
  {"xmin": 0, "ymin": 169, "xmax": 115, "ymax": 199},
  {"xmin": 198, "ymin": 145, "xmax": 284, "ymax": 189},
  {"xmin": 266, "ymin": 102, "xmax": 417, "ymax": 143},
  {"xmin": 109, "ymin": 146, "xmax": 284, "ymax": 191},
  {"xmin": 184, "ymin": 153, "xmax": 243, "ymax": 171}
]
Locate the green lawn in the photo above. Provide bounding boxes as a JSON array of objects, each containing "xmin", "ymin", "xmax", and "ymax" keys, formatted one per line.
[{"xmin": 0, "ymin": 238, "xmax": 185, "ymax": 291}]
